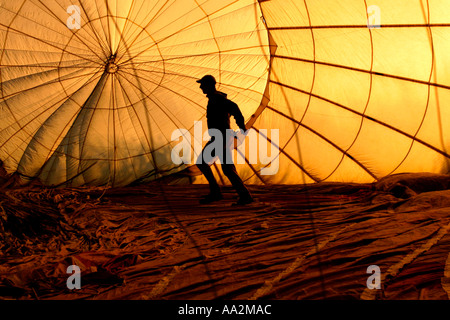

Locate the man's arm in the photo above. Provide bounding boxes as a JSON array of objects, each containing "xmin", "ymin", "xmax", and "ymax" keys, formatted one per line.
[{"xmin": 227, "ymin": 100, "xmax": 246, "ymax": 131}]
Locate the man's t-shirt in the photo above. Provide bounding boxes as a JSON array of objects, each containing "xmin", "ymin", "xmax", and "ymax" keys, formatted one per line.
[{"xmin": 206, "ymin": 91, "xmax": 246, "ymax": 133}]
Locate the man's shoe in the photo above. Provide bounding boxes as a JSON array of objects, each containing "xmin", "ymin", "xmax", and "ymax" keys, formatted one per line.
[
  {"xmin": 232, "ymin": 195, "xmax": 254, "ymax": 206},
  {"xmin": 199, "ymin": 193, "xmax": 223, "ymax": 204}
]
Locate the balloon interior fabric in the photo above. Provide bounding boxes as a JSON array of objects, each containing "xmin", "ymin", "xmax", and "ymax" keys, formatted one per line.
[{"xmin": 1, "ymin": 0, "xmax": 450, "ymax": 187}]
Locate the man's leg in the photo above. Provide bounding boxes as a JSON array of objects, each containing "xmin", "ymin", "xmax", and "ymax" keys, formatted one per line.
[
  {"xmin": 221, "ymin": 163, "xmax": 251, "ymax": 197},
  {"xmin": 196, "ymin": 140, "xmax": 222, "ymax": 201},
  {"xmin": 221, "ymin": 144, "xmax": 253, "ymax": 204},
  {"xmin": 197, "ymin": 161, "xmax": 221, "ymax": 194}
]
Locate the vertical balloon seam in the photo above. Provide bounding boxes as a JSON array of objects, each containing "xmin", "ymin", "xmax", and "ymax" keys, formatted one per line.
[
  {"xmin": 385, "ymin": 0, "xmax": 436, "ymax": 176},
  {"xmin": 319, "ymin": 0, "xmax": 376, "ymax": 182}
]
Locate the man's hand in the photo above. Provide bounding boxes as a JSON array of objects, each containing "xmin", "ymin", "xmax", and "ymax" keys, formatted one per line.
[{"xmin": 234, "ymin": 128, "xmax": 247, "ymax": 147}]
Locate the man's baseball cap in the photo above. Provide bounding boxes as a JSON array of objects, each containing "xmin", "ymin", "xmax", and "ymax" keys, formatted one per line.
[{"xmin": 196, "ymin": 75, "xmax": 216, "ymax": 85}]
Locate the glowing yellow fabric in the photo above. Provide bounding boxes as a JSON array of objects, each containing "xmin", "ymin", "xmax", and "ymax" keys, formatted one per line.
[{"xmin": 1, "ymin": 0, "xmax": 449, "ymax": 186}]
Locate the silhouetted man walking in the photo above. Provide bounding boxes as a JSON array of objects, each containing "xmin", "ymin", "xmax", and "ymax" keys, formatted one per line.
[{"xmin": 196, "ymin": 75, "xmax": 254, "ymax": 205}]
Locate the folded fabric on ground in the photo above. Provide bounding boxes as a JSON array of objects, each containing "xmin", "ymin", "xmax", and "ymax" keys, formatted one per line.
[{"xmin": 1, "ymin": 173, "xmax": 450, "ymax": 300}]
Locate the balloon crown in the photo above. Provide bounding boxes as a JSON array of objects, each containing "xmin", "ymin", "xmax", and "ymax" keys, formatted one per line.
[{"xmin": 105, "ymin": 54, "xmax": 119, "ymax": 74}]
